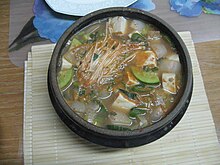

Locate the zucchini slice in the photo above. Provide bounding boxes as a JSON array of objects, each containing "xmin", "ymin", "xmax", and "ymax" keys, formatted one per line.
[
  {"xmin": 131, "ymin": 66, "xmax": 160, "ymax": 84},
  {"xmin": 58, "ymin": 69, "xmax": 73, "ymax": 89}
]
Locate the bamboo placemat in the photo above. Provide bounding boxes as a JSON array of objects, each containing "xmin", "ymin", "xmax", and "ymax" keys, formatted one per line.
[{"xmin": 23, "ymin": 32, "xmax": 220, "ymax": 165}]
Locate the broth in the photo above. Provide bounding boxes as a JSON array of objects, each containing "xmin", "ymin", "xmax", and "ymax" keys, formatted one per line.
[{"xmin": 57, "ymin": 17, "xmax": 183, "ymax": 131}]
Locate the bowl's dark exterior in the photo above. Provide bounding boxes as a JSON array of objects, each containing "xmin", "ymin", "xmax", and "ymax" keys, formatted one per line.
[{"xmin": 48, "ymin": 7, "xmax": 193, "ymax": 148}]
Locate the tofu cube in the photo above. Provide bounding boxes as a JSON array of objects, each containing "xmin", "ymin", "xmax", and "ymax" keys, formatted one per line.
[
  {"xmin": 111, "ymin": 92, "xmax": 138, "ymax": 114},
  {"xmin": 125, "ymin": 71, "xmax": 139, "ymax": 87},
  {"xmin": 162, "ymin": 73, "xmax": 177, "ymax": 94},
  {"xmin": 108, "ymin": 16, "xmax": 128, "ymax": 34},
  {"xmin": 135, "ymin": 50, "xmax": 157, "ymax": 68}
]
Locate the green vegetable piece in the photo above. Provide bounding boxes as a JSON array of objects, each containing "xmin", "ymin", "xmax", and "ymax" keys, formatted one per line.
[
  {"xmin": 131, "ymin": 67, "xmax": 160, "ymax": 84},
  {"xmin": 71, "ymin": 38, "xmax": 82, "ymax": 48},
  {"xmin": 131, "ymin": 33, "xmax": 145, "ymax": 42},
  {"xmin": 78, "ymin": 31, "xmax": 90, "ymax": 43},
  {"xmin": 72, "ymin": 81, "xmax": 79, "ymax": 88},
  {"xmin": 79, "ymin": 87, "xmax": 86, "ymax": 96},
  {"xmin": 93, "ymin": 103, "xmax": 108, "ymax": 126},
  {"xmin": 151, "ymin": 67, "xmax": 159, "ymax": 72},
  {"xmin": 131, "ymin": 85, "xmax": 146, "ymax": 92},
  {"xmin": 82, "ymin": 34, "xmax": 90, "ymax": 42},
  {"xmin": 144, "ymin": 66, "xmax": 158, "ymax": 72},
  {"xmin": 131, "ymin": 84, "xmax": 154, "ymax": 92},
  {"xmin": 93, "ymin": 53, "xmax": 99, "ymax": 61},
  {"xmin": 89, "ymin": 33, "xmax": 95, "ymax": 40},
  {"xmin": 129, "ymin": 108, "xmax": 146, "ymax": 118},
  {"xmin": 100, "ymin": 104, "xmax": 107, "ymax": 113},
  {"xmin": 58, "ymin": 69, "xmax": 73, "ymax": 89},
  {"xmin": 162, "ymin": 34, "xmax": 174, "ymax": 47},
  {"xmin": 89, "ymin": 31, "xmax": 104, "ymax": 43},
  {"xmin": 119, "ymin": 89, "xmax": 137, "ymax": 100},
  {"xmin": 107, "ymin": 125, "xmax": 131, "ymax": 131},
  {"xmin": 89, "ymin": 90, "xmax": 97, "ymax": 99},
  {"xmin": 144, "ymin": 66, "xmax": 151, "ymax": 72}
]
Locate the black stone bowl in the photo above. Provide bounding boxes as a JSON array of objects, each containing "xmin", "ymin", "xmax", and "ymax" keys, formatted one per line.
[{"xmin": 48, "ymin": 7, "xmax": 193, "ymax": 148}]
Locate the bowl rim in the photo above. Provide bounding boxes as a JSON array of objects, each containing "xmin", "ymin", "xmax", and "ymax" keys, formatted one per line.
[{"xmin": 48, "ymin": 7, "xmax": 193, "ymax": 138}]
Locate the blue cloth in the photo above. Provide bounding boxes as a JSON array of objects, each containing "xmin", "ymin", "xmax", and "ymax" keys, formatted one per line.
[
  {"xmin": 33, "ymin": 0, "xmax": 155, "ymax": 43},
  {"xmin": 170, "ymin": 0, "xmax": 220, "ymax": 17}
]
